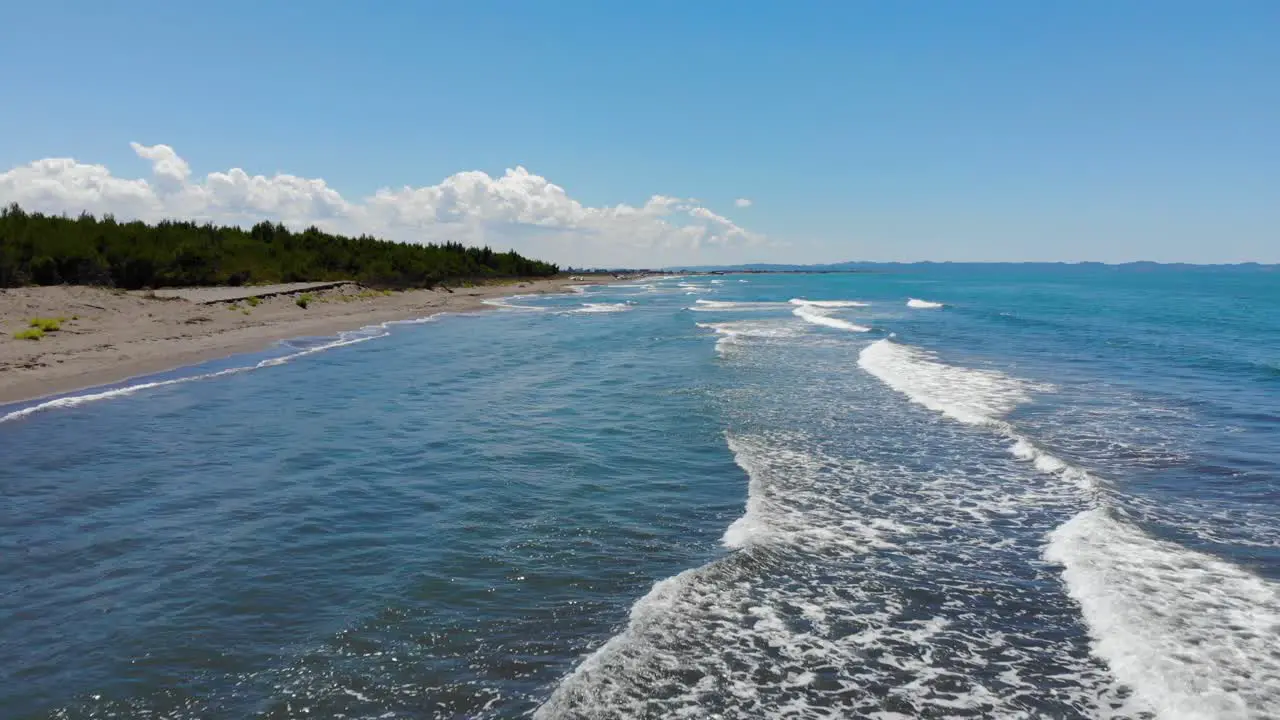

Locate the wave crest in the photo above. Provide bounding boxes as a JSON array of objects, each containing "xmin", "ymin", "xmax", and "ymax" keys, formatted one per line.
[
  {"xmin": 791, "ymin": 305, "xmax": 870, "ymax": 333},
  {"xmin": 907, "ymin": 298, "xmax": 945, "ymax": 309},
  {"xmin": 1046, "ymin": 508, "xmax": 1280, "ymax": 718}
]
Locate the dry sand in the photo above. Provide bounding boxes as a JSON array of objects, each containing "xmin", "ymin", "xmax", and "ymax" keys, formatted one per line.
[{"xmin": 0, "ymin": 278, "xmax": 605, "ymax": 406}]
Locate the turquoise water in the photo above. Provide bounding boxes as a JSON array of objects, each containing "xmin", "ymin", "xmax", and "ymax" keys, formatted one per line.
[{"xmin": 2, "ymin": 266, "xmax": 1277, "ymax": 718}]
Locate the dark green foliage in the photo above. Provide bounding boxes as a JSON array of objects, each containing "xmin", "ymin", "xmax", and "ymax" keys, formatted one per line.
[{"xmin": 0, "ymin": 205, "xmax": 558, "ymax": 289}]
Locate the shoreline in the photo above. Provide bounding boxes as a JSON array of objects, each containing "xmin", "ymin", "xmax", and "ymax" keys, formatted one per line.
[{"xmin": 0, "ymin": 278, "xmax": 613, "ymax": 408}]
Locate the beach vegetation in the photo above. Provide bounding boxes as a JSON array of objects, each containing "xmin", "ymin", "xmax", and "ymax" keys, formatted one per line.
[
  {"xmin": 14, "ymin": 327, "xmax": 44, "ymax": 340},
  {"xmin": 246, "ymin": 296, "xmax": 261, "ymax": 307},
  {"xmin": 0, "ymin": 204, "xmax": 558, "ymax": 289},
  {"xmin": 28, "ymin": 317, "xmax": 64, "ymax": 332},
  {"xmin": 296, "ymin": 293, "xmax": 313, "ymax": 308}
]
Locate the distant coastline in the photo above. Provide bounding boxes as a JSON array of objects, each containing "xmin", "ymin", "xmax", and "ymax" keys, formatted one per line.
[{"xmin": 666, "ymin": 261, "xmax": 1277, "ymax": 273}]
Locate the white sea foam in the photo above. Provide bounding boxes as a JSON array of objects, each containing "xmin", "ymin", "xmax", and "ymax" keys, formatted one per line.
[
  {"xmin": 688, "ymin": 299, "xmax": 789, "ymax": 312},
  {"xmin": 570, "ymin": 302, "xmax": 632, "ymax": 314},
  {"xmin": 0, "ymin": 368, "xmax": 253, "ymax": 424},
  {"xmin": 1008, "ymin": 437, "xmax": 1098, "ymax": 491},
  {"xmin": 907, "ymin": 298, "xmax": 945, "ymax": 309},
  {"xmin": 857, "ymin": 339, "xmax": 1031, "ymax": 426},
  {"xmin": 791, "ymin": 305, "xmax": 870, "ymax": 332},
  {"xmin": 788, "ymin": 298, "xmax": 870, "ymax": 308},
  {"xmin": 1045, "ymin": 508, "xmax": 1280, "ymax": 719},
  {"xmin": 481, "ymin": 296, "xmax": 546, "ymax": 311},
  {"xmin": 696, "ymin": 321, "xmax": 798, "ymax": 356},
  {"xmin": 858, "ymin": 339, "xmax": 1101, "ymax": 489},
  {"xmin": 721, "ymin": 435, "xmax": 901, "ymax": 552},
  {"xmin": 0, "ymin": 319, "xmax": 430, "ymax": 424},
  {"xmin": 537, "ymin": 432, "xmax": 1107, "ymax": 718}
]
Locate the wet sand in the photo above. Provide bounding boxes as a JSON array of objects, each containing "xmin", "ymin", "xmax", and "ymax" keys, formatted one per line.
[{"xmin": 0, "ymin": 279, "xmax": 603, "ymax": 406}]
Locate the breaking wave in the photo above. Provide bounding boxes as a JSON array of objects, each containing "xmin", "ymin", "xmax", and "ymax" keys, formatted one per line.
[
  {"xmin": 856, "ymin": 337, "xmax": 1279, "ymax": 716},
  {"xmin": 570, "ymin": 302, "xmax": 632, "ymax": 314},
  {"xmin": 856, "ymin": 339, "xmax": 1097, "ymax": 490},
  {"xmin": 536, "ymin": 432, "xmax": 1109, "ymax": 718},
  {"xmin": 696, "ymin": 321, "xmax": 800, "ymax": 356},
  {"xmin": 1045, "ymin": 508, "xmax": 1280, "ymax": 719},
  {"xmin": 790, "ymin": 305, "xmax": 870, "ymax": 333},
  {"xmin": 907, "ymin": 298, "xmax": 945, "ymax": 309},
  {"xmin": 481, "ymin": 296, "xmax": 547, "ymax": 311},
  {"xmin": 788, "ymin": 298, "xmax": 869, "ymax": 308},
  {"xmin": 688, "ymin": 299, "xmax": 789, "ymax": 312}
]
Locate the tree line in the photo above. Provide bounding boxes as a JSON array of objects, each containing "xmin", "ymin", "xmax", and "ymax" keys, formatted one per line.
[{"xmin": 0, "ymin": 204, "xmax": 559, "ymax": 289}]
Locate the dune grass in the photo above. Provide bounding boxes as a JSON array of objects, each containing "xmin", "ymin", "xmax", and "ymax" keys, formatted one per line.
[
  {"xmin": 28, "ymin": 317, "xmax": 65, "ymax": 332},
  {"xmin": 14, "ymin": 327, "xmax": 44, "ymax": 340},
  {"xmin": 296, "ymin": 293, "xmax": 314, "ymax": 309}
]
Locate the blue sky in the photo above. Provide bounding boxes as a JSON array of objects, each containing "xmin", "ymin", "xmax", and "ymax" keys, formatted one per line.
[{"xmin": 2, "ymin": 1, "xmax": 1277, "ymax": 265}]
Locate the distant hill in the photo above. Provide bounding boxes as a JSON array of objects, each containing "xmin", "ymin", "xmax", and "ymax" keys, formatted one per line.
[{"xmin": 666, "ymin": 261, "xmax": 1276, "ymax": 273}]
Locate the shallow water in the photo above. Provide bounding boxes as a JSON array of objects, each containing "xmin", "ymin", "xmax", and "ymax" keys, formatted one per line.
[{"xmin": 2, "ymin": 265, "xmax": 1277, "ymax": 718}]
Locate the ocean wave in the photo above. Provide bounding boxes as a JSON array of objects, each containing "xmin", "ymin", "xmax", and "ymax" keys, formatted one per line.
[
  {"xmin": 857, "ymin": 339, "xmax": 1035, "ymax": 426},
  {"xmin": 688, "ymin": 299, "xmax": 789, "ymax": 312},
  {"xmin": 536, "ymin": 432, "xmax": 1109, "ymax": 718},
  {"xmin": 788, "ymin": 298, "xmax": 870, "ymax": 308},
  {"xmin": 1008, "ymin": 437, "xmax": 1099, "ymax": 491},
  {"xmin": 856, "ymin": 336, "xmax": 1270, "ymax": 720},
  {"xmin": 678, "ymin": 283, "xmax": 711, "ymax": 293},
  {"xmin": 0, "ymin": 318, "xmax": 438, "ymax": 425},
  {"xmin": 858, "ymin": 339, "xmax": 1102, "ymax": 489},
  {"xmin": 696, "ymin": 321, "xmax": 799, "ymax": 356},
  {"xmin": 907, "ymin": 298, "xmax": 945, "ymax": 309},
  {"xmin": 1045, "ymin": 508, "xmax": 1280, "ymax": 718},
  {"xmin": 721, "ymin": 435, "xmax": 903, "ymax": 552},
  {"xmin": 480, "ymin": 296, "xmax": 547, "ymax": 311},
  {"xmin": 570, "ymin": 302, "xmax": 632, "ymax": 314},
  {"xmin": 791, "ymin": 305, "xmax": 870, "ymax": 332}
]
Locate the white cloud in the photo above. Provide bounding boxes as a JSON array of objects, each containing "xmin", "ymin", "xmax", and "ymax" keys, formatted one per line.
[
  {"xmin": 734, "ymin": 197, "xmax": 752, "ymax": 208},
  {"xmin": 0, "ymin": 143, "xmax": 764, "ymax": 267}
]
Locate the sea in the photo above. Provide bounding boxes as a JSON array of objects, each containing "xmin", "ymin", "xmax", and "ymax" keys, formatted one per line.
[{"xmin": 1, "ymin": 265, "xmax": 1277, "ymax": 720}]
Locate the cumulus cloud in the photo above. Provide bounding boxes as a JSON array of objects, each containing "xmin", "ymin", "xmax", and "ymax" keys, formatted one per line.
[
  {"xmin": 0, "ymin": 143, "xmax": 763, "ymax": 267},
  {"xmin": 734, "ymin": 197, "xmax": 752, "ymax": 208}
]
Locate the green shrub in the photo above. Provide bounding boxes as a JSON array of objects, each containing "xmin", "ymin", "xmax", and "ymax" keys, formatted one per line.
[
  {"xmin": 28, "ymin": 317, "xmax": 63, "ymax": 332},
  {"xmin": 14, "ymin": 327, "xmax": 44, "ymax": 340},
  {"xmin": 296, "ymin": 293, "xmax": 313, "ymax": 309},
  {"xmin": 246, "ymin": 296, "xmax": 261, "ymax": 307}
]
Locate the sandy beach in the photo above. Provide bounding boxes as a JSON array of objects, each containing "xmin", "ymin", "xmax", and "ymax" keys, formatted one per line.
[{"xmin": 0, "ymin": 278, "xmax": 605, "ymax": 406}]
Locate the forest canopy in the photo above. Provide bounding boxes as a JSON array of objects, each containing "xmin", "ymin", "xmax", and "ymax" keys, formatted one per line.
[{"xmin": 0, "ymin": 204, "xmax": 559, "ymax": 289}]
